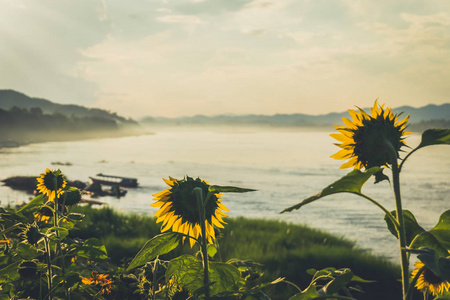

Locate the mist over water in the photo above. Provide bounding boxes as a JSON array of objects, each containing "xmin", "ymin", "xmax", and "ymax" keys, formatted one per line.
[{"xmin": 1, "ymin": 126, "xmax": 448, "ymax": 261}]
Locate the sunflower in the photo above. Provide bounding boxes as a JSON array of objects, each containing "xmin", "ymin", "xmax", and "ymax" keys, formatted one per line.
[
  {"xmin": 330, "ymin": 100, "xmax": 411, "ymax": 170},
  {"xmin": 151, "ymin": 176, "xmax": 229, "ymax": 247},
  {"xmin": 36, "ymin": 168, "xmax": 67, "ymax": 202},
  {"xmin": 411, "ymin": 260, "xmax": 450, "ymax": 297}
]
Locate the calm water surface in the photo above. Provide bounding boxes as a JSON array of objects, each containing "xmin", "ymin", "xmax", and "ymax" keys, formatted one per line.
[{"xmin": 1, "ymin": 127, "xmax": 448, "ymax": 261}]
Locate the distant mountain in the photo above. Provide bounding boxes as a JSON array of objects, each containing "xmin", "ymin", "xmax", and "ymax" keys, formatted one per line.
[
  {"xmin": 0, "ymin": 89, "xmax": 136, "ymax": 126},
  {"xmin": 141, "ymin": 103, "xmax": 450, "ymax": 130},
  {"xmin": 0, "ymin": 90, "xmax": 146, "ymax": 147}
]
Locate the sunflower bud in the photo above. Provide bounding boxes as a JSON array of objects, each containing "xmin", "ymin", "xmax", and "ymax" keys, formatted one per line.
[
  {"xmin": 18, "ymin": 261, "xmax": 38, "ymax": 278},
  {"xmin": 23, "ymin": 224, "xmax": 44, "ymax": 245},
  {"xmin": 58, "ymin": 187, "xmax": 82, "ymax": 206}
]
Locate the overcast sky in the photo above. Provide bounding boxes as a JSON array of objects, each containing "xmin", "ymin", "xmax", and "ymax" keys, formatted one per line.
[{"xmin": 1, "ymin": 0, "xmax": 449, "ymax": 118}]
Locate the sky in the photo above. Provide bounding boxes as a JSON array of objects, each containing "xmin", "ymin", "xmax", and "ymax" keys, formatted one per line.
[{"xmin": 1, "ymin": 0, "xmax": 450, "ymax": 118}]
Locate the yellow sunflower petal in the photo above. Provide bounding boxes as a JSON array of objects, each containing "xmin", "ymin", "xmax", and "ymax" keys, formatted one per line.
[
  {"xmin": 341, "ymin": 117, "xmax": 357, "ymax": 130},
  {"xmin": 330, "ymin": 149, "xmax": 352, "ymax": 160},
  {"xmin": 152, "ymin": 189, "xmax": 171, "ymax": 198},
  {"xmin": 217, "ymin": 202, "xmax": 230, "ymax": 212},
  {"xmin": 340, "ymin": 157, "xmax": 358, "ymax": 169},
  {"xmin": 172, "ymin": 218, "xmax": 182, "ymax": 232},
  {"xmin": 211, "ymin": 215, "xmax": 225, "ymax": 228},
  {"xmin": 330, "ymin": 133, "xmax": 352, "ymax": 143}
]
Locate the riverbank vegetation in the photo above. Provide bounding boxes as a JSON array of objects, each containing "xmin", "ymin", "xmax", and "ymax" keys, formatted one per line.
[
  {"xmin": 0, "ymin": 106, "xmax": 145, "ymax": 147},
  {"xmin": 69, "ymin": 206, "xmax": 401, "ymax": 299}
]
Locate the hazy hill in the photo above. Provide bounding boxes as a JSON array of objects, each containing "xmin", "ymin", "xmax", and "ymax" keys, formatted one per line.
[
  {"xmin": 0, "ymin": 90, "xmax": 145, "ymax": 147},
  {"xmin": 141, "ymin": 103, "xmax": 450, "ymax": 130},
  {"xmin": 0, "ymin": 89, "xmax": 136, "ymax": 125}
]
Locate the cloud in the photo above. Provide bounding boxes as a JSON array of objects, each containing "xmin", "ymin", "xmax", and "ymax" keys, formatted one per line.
[
  {"xmin": 2, "ymin": 0, "xmax": 450, "ymax": 117},
  {"xmin": 156, "ymin": 14, "xmax": 205, "ymax": 24}
]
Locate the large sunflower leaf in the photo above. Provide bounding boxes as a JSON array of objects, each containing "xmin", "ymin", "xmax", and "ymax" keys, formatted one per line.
[
  {"xmin": 281, "ymin": 167, "xmax": 381, "ymax": 213},
  {"xmin": 209, "ymin": 262, "xmax": 244, "ymax": 294},
  {"xmin": 127, "ymin": 233, "xmax": 179, "ymax": 271},
  {"xmin": 209, "ymin": 185, "xmax": 256, "ymax": 193},
  {"xmin": 411, "ymin": 232, "xmax": 449, "ymax": 257},
  {"xmin": 417, "ymin": 128, "xmax": 450, "ymax": 148},
  {"xmin": 166, "ymin": 255, "xmax": 243, "ymax": 296},
  {"xmin": 407, "ymin": 248, "xmax": 450, "ymax": 282},
  {"xmin": 384, "ymin": 210, "xmax": 425, "ymax": 245},
  {"xmin": 16, "ymin": 194, "xmax": 45, "ymax": 214},
  {"xmin": 76, "ymin": 238, "xmax": 108, "ymax": 262},
  {"xmin": 17, "ymin": 243, "xmax": 44, "ymax": 260},
  {"xmin": 406, "ymin": 210, "xmax": 450, "ymax": 257},
  {"xmin": 0, "ymin": 261, "xmax": 21, "ymax": 283},
  {"xmin": 166, "ymin": 255, "xmax": 203, "ymax": 293},
  {"xmin": 428, "ymin": 210, "xmax": 450, "ymax": 249}
]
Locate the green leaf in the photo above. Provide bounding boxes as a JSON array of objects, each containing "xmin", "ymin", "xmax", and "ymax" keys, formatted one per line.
[
  {"xmin": 418, "ymin": 128, "xmax": 450, "ymax": 148},
  {"xmin": 17, "ymin": 243, "xmax": 44, "ymax": 260},
  {"xmin": 209, "ymin": 185, "xmax": 256, "ymax": 193},
  {"xmin": 166, "ymin": 255, "xmax": 243, "ymax": 296},
  {"xmin": 46, "ymin": 227, "xmax": 69, "ymax": 240},
  {"xmin": 288, "ymin": 284, "xmax": 320, "ymax": 300},
  {"xmin": 76, "ymin": 238, "xmax": 108, "ymax": 262},
  {"xmin": 16, "ymin": 195, "xmax": 45, "ymax": 214},
  {"xmin": 428, "ymin": 210, "xmax": 450, "ymax": 249},
  {"xmin": 408, "ymin": 248, "xmax": 450, "ymax": 282},
  {"xmin": 207, "ymin": 244, "xmax": 218, "ymax": 258},
  {"xmin": 127, "ymin": 233, "xmax": 179, "ymax": 271},
  {"xmin": 166, "ymin": 255, "xmax": 203, "ymax": 294},
  {"xmin": 209, "ymin": 262, "xmax": 244, "ymax": 294},
  {"xmin": 282, "ymin": 167, "xmax": 381, "ymax": 213},
  {"xmin": 436, "ymin": 292, "xmax": 450, "ymax": 299},
  {"xmin": 0, "ymin": 261, "xmax": 22, "ymax": 283},
  {"xmin": 407, "ymin": 210, "xmax": 450, "ymax": 256},
  {"xmin": 320, "ymin": 268, "xmax": 353, "ymax": 295},
  {"xmin": 384, "ymin": 210, "xmax": 425, "ymax": 245}
]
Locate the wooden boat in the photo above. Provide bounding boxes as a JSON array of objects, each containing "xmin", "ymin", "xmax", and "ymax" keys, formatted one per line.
[{"xmin": 89, "ymin": 173, "xmax": 138, "ymax": 188}]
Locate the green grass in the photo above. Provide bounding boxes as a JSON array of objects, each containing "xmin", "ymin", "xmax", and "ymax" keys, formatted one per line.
[{"xmin": 70, "ymin": 206, "xmax": 402, "ymax": 299}]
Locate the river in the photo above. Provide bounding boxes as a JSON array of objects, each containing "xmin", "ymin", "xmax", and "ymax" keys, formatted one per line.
[{"xmin": 1, "ymin": 126, "xmax": 448, "ymax": 261}]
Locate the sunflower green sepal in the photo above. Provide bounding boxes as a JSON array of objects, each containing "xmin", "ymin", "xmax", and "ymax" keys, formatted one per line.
[
  {"xmin": 208, "ymin": 185, "xmax": 256, "ymax": 193},
  {"xmin": 281, "ymin": 167, "xmax": 381, "ymax": 213}
]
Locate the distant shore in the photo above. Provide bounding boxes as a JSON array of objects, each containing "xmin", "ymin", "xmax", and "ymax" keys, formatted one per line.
[{"xmin": 0, "ymin": 128, "xmax": 152, "ymax": 150}]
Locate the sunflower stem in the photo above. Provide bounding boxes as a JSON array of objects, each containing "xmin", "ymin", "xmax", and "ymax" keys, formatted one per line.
[
  {"xmin": 152, "ymin": 257, "xmax": 159, "ymax": 300},
  {"xmin": 194, "ymin": 187, "xmax": 211, "ymax": 300},
  {"xmin": 44, "ymin": 236, "xmax": 53, "ymax": 300},
  {"xmin": 385, "ymin": 141, "xmax": 409, "ymax": 299}
]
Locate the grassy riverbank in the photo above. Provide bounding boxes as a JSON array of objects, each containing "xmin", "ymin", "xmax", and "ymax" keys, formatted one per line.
[{"xmin": 70, "ymin": 206, "xmax": 402, "ymax": 299}]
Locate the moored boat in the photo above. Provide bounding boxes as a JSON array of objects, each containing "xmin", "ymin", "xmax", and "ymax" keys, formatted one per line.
[{"xmin": 89, "ymin": 173, "xmax": 138, "ymax": 188}]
